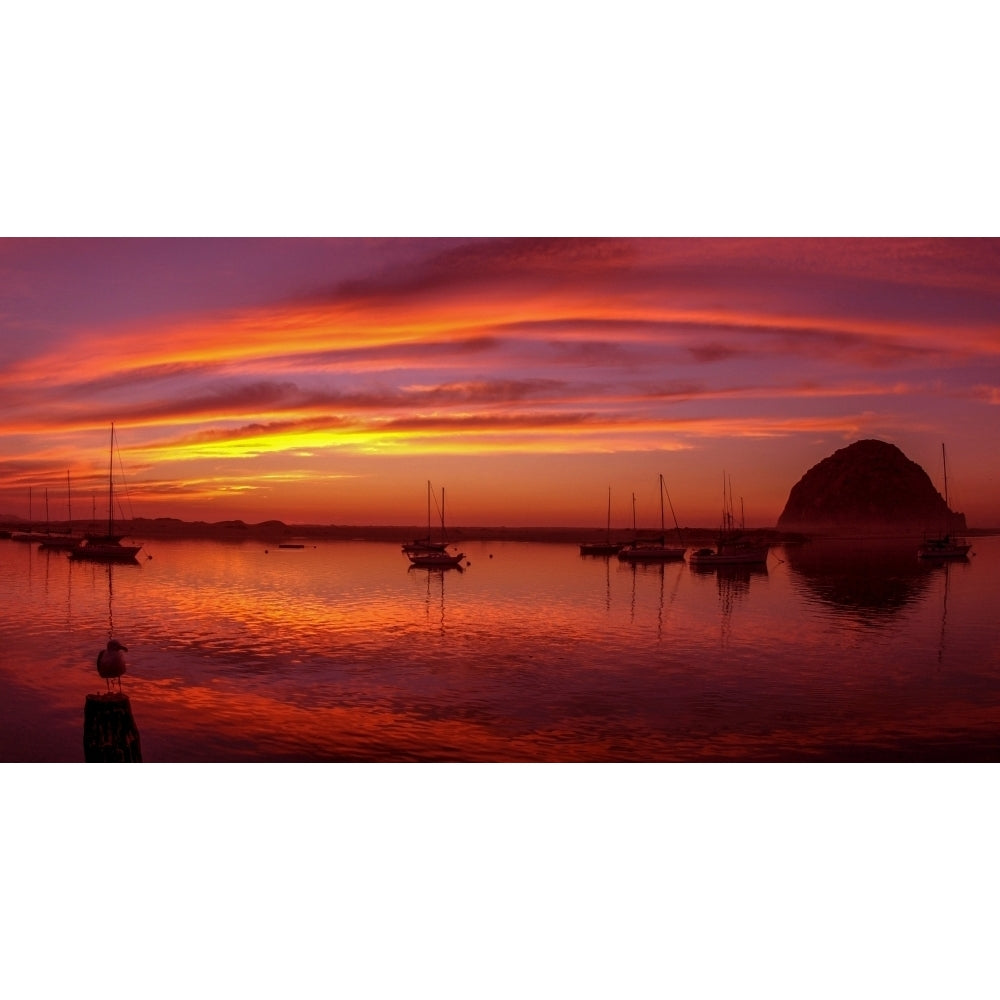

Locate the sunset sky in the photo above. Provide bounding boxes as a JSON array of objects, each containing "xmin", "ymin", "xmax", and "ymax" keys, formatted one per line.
[{"xmin": 2, "ymin": 238, "xmax": 999, "ymax": 529}]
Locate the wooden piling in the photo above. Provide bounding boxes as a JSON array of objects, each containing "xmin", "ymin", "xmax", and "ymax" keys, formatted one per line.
[{"xmin": 83, "ymin": 693, "xmax": 142, "ymax": 762}]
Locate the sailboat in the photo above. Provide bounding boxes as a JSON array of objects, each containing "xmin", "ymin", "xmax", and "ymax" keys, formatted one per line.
[
  {"xmin": 405, "ymin": 486, "xmax": 465, "ymax": 568},
  {"xmin": 579, "ymin": 487, "xmax": 624, "ymax": 555},
  {"xmin": 618, "ymin": 474, "xmax": 687, "ymax": 563},
  {"xmin": 10, "ymin": 487, "xmax": 50, "ymax": 543},
  {"xmin": 39, "ymin": 472, "xmax": 82, "ymax": 550},
  {"xmin": 70, "ymin": 424, "xmax": 142, "ymax": 564},
  {"xmin": 688, "ymin": 476, "xmax": 769, "ymax": 566},
  {"xmin": 402, "ymin": 481, "xmax": 450, "ymax": 555},
  {"xmin": 918, "ymin": 444, "xmax": 971, "ymax": 560}
]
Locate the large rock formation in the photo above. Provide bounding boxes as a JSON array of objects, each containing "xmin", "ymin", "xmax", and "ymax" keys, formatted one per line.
[{"xmin": 777, "ymin": 439, "xmax": 966, "ymax": 536}]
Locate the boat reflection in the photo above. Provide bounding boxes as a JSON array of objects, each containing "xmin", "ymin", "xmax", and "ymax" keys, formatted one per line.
[
  {"xmin": 689, "ymin": 562, "xmax": 768, "ymax": 643},
  {"xmin": 784, "ymin": 538, "xmax": 936, "ymax": 621},
  {"xmin": 412, "ymin": 563, "xmax": 457, "ymax": 634},
  {"xmin": 621, "ymin": 559, "xmax": 684, "ymax": 640}
]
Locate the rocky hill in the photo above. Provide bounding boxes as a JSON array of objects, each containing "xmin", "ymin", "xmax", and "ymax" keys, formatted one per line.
[{"xmin": 777, "ymin": 439, "xmax": 966, "ymax": 536}]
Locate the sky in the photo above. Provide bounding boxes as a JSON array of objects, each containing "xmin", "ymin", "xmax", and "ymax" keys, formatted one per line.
[{"xmin": 2, "ymin": 237, "xmax": 999, "ymax": 530}]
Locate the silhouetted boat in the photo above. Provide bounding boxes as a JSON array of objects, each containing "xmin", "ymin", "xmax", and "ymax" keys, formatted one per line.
[
  {"xmin": 405, "ymin": 484, "xmax": 464, "ymax": 568},
  {"xmin": 688, "ymin": 475, "xmax": 769, "ymax": 566},
  {"xmin": 39, "ymin": 473, "xmax": 82, "ymax": 550},
  {"xmin": 918, "ymin": 535, "xmax": 971, "ymax": 560},
  {"xmin": 918, "ymin": 444, "xmax": 971, "ymax": 560},
  {"xmin": 407, "ymin": 548, "xmax": 466, "ymax": 569},
  {"xmin": 10, "ymin": 487, "xmax": 50, "ymax": 542},
  {"xmin": 618, "ymin": 474, "xmax": 686, "ymax": 563},
  {"xmin": 402, "ymin": 481, "xmax": 450, "ymax": 554},
  {"xmin": 579, "ymin": 487, "xmax": 624, "ymax": 555},
  {"xmin": 11, "ymin": 529, "xmax": 49, "ymax": 542},
  {"xmin": 70, "ymin": 424, "xmax": 142, "ymax": 564}
]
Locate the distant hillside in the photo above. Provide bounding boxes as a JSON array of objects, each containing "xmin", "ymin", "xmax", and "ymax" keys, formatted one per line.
[{"xmin": 777, "ymin": 439, "xmax": 966, "ymax": 536}]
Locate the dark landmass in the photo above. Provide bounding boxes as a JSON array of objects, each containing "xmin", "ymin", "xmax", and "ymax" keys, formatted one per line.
[
  {"xmin": 777, "ymin": 439, "xmax": 968, "ymax": 536},
  {"xmin": 0, "ymin": 515, "xmax": 806, "ymax": 546},
  {"xmin": 7, "ymin": 516, "xmax": 993, "ymax": 546}
]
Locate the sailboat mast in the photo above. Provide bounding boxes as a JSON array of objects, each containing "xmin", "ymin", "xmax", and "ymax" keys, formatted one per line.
[
  {"xmin": 942, "ymin": 443, "xmax": 949, "ymax": 507},
  {"xmin": 658, "ymin": 474, "xmax": 665, "ymax": 535},
  {"xmin": 664, "ymin": 481, "xmax": 683, "ymax": 542},
  {"xmin": 606, "ymin": 486, "xmax": 612, "ymax": 541},
  {"xmin": 67, "ymin": 470, "xmax": 72, "ymax": 531},
  {"xmin": 108, "ymin": 423, "xmax": 114, "ymax": 538}
]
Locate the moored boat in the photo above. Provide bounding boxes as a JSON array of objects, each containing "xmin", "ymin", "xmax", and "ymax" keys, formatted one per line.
[
  {"xmin": 11, "ymin": 530, "xmax": 50, "ymax": 543},
  {"xmin": 407, "ymin": 548, "xmax": 465, "ymax": 569},
  {"xmin": 618, "ymin": 474, "xmax": 686, "ymax": 563},
  {"xmin": 39, "ymin": 472, "xmax": 83, "ymax": 550},
  {"xmin": 688, "ymin": 539, "xmax": 770, "ymax": 566},
  {"xmin": 579, "ymin": 487, "xmax": 623, "ymax": 555},
  {"xmin": 917, "ymin": 445, "xmax": 971, "ymax": 560},
  {"xmin": 38, "ymin": 533, "xmax": 82, "ymax": 551},
  {"xmin": 11, "ymin": 488, "xmax": 47, "ymax": 542},
  {"xmin": 404, "ymin": 484, "xmax": 464, "ymax": 569},
  {"xmin": 687, "ymin": 476, "xmax": 769, "ymax": 566},
  {"xmin": 403, "ymin": 481, "xmax": 451, "ymax": 555},
  {"xmin": 71, "ymin": 535, "xmax": 142, "ymax": 563},
  {"xmin": 69, "ymin": 424, "xmax": 142, "ymax": 564},
  {"xmin": 917, "ymin": 534, "xmax": 971, "ymax": 560}
]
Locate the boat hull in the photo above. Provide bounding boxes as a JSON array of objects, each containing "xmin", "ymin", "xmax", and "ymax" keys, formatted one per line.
[
  {"xmin": 70, "ymin": 543, "xmax": 142, "ymax": 563},
  {"xmin": 407, "ymin": 551, "xmax": 465, "ymax": 568},
  {"xmin": 579, "ymin": 542, "xmax": 624, "ymax": 556},
  {"xmin": 688, "ymin": 545, "xmax": 769, "ymax": 566},
  {"xmin": 402, "ymin": 540, "xmax": 449, "ymax": 554},
  {"xmin": 917, "ymin": 541, "xmax": 971, "ymax": 560}
]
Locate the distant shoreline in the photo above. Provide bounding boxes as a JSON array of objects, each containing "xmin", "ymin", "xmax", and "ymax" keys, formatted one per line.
[{"xmin": 1, "ymin": 516, "xmax": 997, "ymax": 545}]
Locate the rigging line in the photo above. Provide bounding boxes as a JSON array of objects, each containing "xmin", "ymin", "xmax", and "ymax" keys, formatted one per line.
[
  {"xmin": 431, "ymin": 485, "xmax": 450, "ymax": 541},
  {"xmin": 113, "ymin": 425, "xmax": 137, "ymax": 522}
]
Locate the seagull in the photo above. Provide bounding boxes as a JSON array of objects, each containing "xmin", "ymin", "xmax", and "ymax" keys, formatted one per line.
[{"xmin": 97, "ymin": 638, "xmax": 128, "ymax": 693}]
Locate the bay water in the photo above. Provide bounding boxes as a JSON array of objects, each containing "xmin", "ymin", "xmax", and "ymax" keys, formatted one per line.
[{"xmin": 2, "ymin": 533, "xmax": 999, "ymax": 761}]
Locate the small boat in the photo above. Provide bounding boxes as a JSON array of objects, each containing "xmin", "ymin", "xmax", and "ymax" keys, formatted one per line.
[
  {"xmin": 688, "ymin": 540, "xmax": 770, "ymax": 566},
  {"xmin": 918, "ymin": 444, "xmax": 971, "ymax": 560},
  {"xmin": 70, "ymin": 424, "xmax": 142, "ymax": 564},
  {"xmin": 405, "ymin": 484, "xmax": 464, "ymax": 569},
  {"xmin": 39, "ymin": 473, "xmax": 83, "ymax": 550},
  {"xmin": 10, "ymin": 487, "xmax": 50, "ymax": 542},
  {"xmin": 579, "ymin": 487, "xmax": 623, "ymax": 555},
  {"xmin": 917, "ymin": 535, "xmax": 971, "ymax": 560},
  {"xmin": 688, "ymin": 476, "xmax": 769, "ymax": 566},
  {"xmin": 618, "ymin": 474, "xmax": 686, "ymax": 563},
  {"xmin": 407, "ymin": 548, "xmax": 466, "ymax": 569},
  {"xmin": 402, "ymin": 481, "xmax": 451, "ymax": 554},
  {"xmin": 11, "ymin": 529, "xmax": 50, "ymax": 543}
]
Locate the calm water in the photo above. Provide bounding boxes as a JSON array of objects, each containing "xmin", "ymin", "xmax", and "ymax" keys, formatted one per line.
[{"xmin": 2, "ymin": 533, "xmax": 999, "ymax": 761}]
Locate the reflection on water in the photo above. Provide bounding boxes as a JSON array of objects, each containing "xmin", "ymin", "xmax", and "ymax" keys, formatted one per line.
[
  {"xmin": 1, "ymin": 535, "xmax": 999, "ymax": 761},
  {"xmin": 784, "ymin": 538, "xmax": 935, "ymax": 622}
]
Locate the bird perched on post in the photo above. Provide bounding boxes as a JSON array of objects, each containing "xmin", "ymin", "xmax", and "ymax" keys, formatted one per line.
[{"xmin": 97, "ymin": 638, "xmax": 128, "ymax": 693}]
